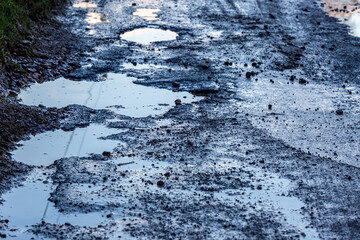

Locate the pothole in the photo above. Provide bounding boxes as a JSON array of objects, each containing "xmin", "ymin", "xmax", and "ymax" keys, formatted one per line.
[
  {"xmin": 73, "ymin": 0, "xmax": 97, "ymax": 9},
  {"xmin": 120, "ymin": 28, "xmax": 178, "ymax": 44},
  {"xmin": 133, "ymin": 9, "xmax": 161, "ymax": 21},
  {"xmin": 0, "ymin": 169, "xmax": 111, "ymax": 239},
  {"xmin": 19, "ymin": 73, "xmax": 202, "ymax": 118},
  {"xmin": 11, "ymin": 124, "xmax": 123, "ymax": 166},
  {"xmin": 86, "ymin": 11, "xmax": 108, "ymax": 25}
]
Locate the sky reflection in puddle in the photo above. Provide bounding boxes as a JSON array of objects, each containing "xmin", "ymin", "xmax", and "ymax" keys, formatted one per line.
[
  {"xmin": 19, "ymin": 73, "xmax": 201, "ymax": 118},
  {"xmin": 121, "ymin": 28, "xmax": 178, "ymax": 44},
  {"xmin": 133, "ymin": 9, "xmax": 160, "ymax": 21},
  {"xmin": 12, "ymin": 124, "xmax": 122, "ymax": 166},
  {"xmin": 0, "ymin": 169, "xmax": 109, "ymax": 239},
  {"xmin": 86, "ymin": 11, "xmax": 108, "ymax": 25},
  {"xmin": 73, "ymin": 0, "xmax": 97, "ymax": 9},
  {"xmin": 323, "ymin": 0, "xmax": 360, "ymax": 37}
]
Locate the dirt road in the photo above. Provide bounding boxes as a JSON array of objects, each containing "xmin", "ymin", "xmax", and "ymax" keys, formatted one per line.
[{"xmin": 1, "ymin": 0, "xmax": 360, "ymax": 239}]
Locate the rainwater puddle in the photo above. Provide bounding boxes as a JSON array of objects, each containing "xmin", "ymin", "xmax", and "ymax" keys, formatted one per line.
[
  {"xmin": 73, "ymin": 0, "xmax": 97, "ymax": 9},
  {"xmin": 86, "ymin": 11, "xmax": 108, "ymax": 25},
  {"xmin": 19, "ymin": 73, "xmax": 201, "ymax": 118},
  {"xmin": 12, "ymin": 124, "xmax": 122, "ymax": 166},
  {"xmin": 121, "ymin": 28, "xmax": 178, "ymax": 44},
  {"xmin": 0, "ymin": 169, "xmax": 108, "ymax": 239},
  {"xmin": 133, "ymin": 9, "xmax": 160, "ymax": 21},
  {"xmin": 323, "ymin": 0, "xmax": 360, "ymax": 37}
]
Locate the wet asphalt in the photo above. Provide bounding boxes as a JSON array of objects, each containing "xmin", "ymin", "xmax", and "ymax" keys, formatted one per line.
[{"xmin": 1, "ymin": 0, "xmax": 360, "ymax": 239}]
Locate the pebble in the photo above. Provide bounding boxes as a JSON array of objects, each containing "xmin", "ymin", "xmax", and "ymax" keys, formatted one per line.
[
  {"xmin": 157, "ymin": 181, "xmax": 165, "ymax": 187},
  {"xmin": 336, "ymin": 109, "xmax": 344, "ymax": 115},
  {"xmin": 172, "ymin": 82, "xmax": 180, "ymax": 88}
]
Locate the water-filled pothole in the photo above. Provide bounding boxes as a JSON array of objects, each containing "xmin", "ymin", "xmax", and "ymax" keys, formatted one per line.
[
  {"xmin": 12, "ymin": 124, "xmax": 122, "ymax": 166},
  {"xmin": 133, "ymin": 9, "xmax": 160, "ymax": 21},
  {"xmin": 73, "ymin": 0, "xmax": 97, "ymax": 9},
  {"xmin": 0, "ymin": 169, "xmax": 111, "ymax": 239},
  {"xmin": 19, "ymin": 73, "xmax": 201, "ymax": 118},
  {"xmin": 120, "ymin": 28, "xmax": 178, "ymax": 44}
]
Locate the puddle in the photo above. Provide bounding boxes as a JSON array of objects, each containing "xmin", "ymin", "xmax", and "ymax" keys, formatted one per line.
[
  {"xmin": 73, "ymin": 0, "xmax": 97, "ymax": 9},
  {"xmin": 133, "ymin": 9, "xmax": 161, "ymax": 21},
  {"xmin": 0, "ymin": 169, "xmax": 109, "ymax": 239},
  {"xmin": 19, "ymin": 73, "xmax": 202, "ymax": 118},
  {"xmin": 86, "ymin": 11, "xmax": 108, "ymax": 25},
  {"xmin": 0, "ymin": 157, "xmax": 170, "ymax": 238},
  {"xmin": 323, "ymin": 0, "xmax": 360, "ymax": 37},
  {"xmin": 12, "ymin": 124, "xmax": 122, "ymax": 166},
  {"xmin": 121, "ymin": 28, "xmax": 178, "ymax": 44}
]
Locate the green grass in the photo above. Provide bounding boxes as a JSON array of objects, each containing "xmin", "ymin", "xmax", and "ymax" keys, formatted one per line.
[{"xmin": 0, "ymin": 0, "xmax": 58, "ymax": 63}]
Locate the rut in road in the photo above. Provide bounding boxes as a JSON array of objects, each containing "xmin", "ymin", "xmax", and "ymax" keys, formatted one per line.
[{"xmin": 1, "ymin": 0, "xmax": 360, "ymax": 239}]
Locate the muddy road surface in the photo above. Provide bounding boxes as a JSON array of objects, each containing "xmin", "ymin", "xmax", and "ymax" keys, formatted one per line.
[{"xmin": 1, "ymin": 0, "xmax": 360, "ymax": 239}]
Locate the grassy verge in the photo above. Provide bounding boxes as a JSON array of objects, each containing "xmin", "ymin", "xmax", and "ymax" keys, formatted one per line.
[{"xmin": 0, "ymin": 0, "xmax": 59, "ymax": 64}]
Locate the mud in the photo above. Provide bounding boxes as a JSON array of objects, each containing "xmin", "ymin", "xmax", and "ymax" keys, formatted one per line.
[{"xmin": 1, "ymin": 0, "xmax": 360, "ymax": 239}]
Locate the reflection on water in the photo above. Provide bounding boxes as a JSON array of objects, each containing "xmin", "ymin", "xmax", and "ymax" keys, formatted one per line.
[
  {"xmin": 73, "ymin": 0, "xmax": 97, "ymax": 9},
  {"xmin": 0, "ymin": 169, "xmax": 109, "ymax": 239},
  {"xmin": 323, "ymin": 0, "xmax": 360, "ymax": 37},
  {"xmin": 86, "ymin": 11, "xmax": 108, "ymax": 25},
  {"xmin": 73, "ymin": 0, "xmax": 109, "ymax": 35},
  {"xmin": 121, "ymin": 28, "xmax": 178, "ymax": 44},
  {"xmin": 12, "ymin": 124, "xmax": 122, "ymax": 166},
  {"xmin": 133, "ymin": 9, "xmax": 160, "ymax": 21},
  {"xmin": 19, "ymin": 73, "xmax": 201, "ymax": 118}
]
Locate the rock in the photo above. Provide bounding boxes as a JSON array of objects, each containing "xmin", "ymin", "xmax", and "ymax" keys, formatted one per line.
[
  {"xmin": 299, "ymin": 78, "xmax": 307, "ymax": 84},
  {"xmin": 102, "ymin": 151, "xmax": 111, "ymax": 157},
  {"xmin": 245, "ymin": 71, "xmax": 257, "ymax": 78},
  {"xmin": 69, "ymin": 62, "xmax": 81, "ymax": 68},
  {"xmin": 172, "ymin": 82, "xmax": 180, "ymax": 88},
  {"xmin": 27, "ymin": 68, "xmax": 37, "ymax": 73},
  {"xmin": 20, "ymin": 40, "xmax": 31, "ymax": 45},
  {"xmin": 157, "ymin": 180, "xmax": 165, "ymax": 187},
  {"xmin": 175, "ymin": 99, "xmax": 182, "ymax": 105},
  {"xmin": 336, "ymin": 109, "xmax": 344, "ymax": 115}
]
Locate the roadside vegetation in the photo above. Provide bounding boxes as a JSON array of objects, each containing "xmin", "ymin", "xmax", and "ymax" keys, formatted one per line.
[{"xmin": 0, "ymin": 0, "xmax": 59, "ymax": 64}]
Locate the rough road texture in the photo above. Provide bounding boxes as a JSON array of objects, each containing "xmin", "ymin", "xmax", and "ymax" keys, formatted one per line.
[{"xmin": 1, "ymin": 0, "xmax": 360, "ymax": 239}]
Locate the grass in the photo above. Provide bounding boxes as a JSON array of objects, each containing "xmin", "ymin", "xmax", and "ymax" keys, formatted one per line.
[{"xmin": 0, "ymin": 0, "xmax": 58, "ymax": 64}]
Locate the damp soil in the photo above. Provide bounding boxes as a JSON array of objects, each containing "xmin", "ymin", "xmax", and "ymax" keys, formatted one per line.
[{"xmin": 1, "ymin": 0, "xmax": 360, "ymax": 239}]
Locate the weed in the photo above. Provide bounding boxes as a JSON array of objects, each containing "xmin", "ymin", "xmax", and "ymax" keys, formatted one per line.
[{"xmin": 0, "ymin": 0, "xmax": 58, "ymax": 64}]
